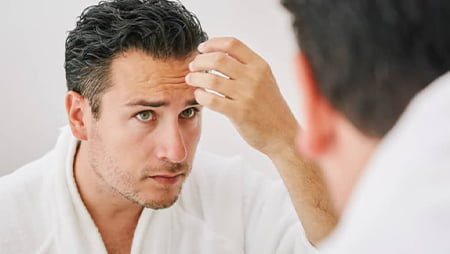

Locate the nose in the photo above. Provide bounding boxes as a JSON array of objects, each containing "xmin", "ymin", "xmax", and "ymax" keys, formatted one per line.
[{"xmin": 156, "ymin": 122, "xmax": 188, "ymax": 163}]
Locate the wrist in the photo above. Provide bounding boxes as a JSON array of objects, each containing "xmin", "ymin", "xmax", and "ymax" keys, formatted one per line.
[{"xmin": 264, "ymin": 137, "xmax": 298, "ymax": 163}]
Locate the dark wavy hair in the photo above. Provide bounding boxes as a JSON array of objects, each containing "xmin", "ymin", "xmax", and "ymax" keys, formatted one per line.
[
  {"xmin": 283, "ymin": 0, "xmax": 450, "ymax": 137},
  {"xmin": 65, "ymin": 0, "xmax": 208, "ymax": 118}
]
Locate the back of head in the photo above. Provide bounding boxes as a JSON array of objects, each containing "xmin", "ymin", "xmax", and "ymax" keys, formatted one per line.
[
  {"xmin": 65, "ymin": 0, "xmax": 207, "ymax": 118},
  {"xmin": 283, "ymin": 0, "xmax": 450, "ymax": 137}
]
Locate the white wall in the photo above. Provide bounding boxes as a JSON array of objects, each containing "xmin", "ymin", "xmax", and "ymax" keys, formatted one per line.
[{"xmin": 0, "ymin": 0, "xmax": 300, "ymax": 177}]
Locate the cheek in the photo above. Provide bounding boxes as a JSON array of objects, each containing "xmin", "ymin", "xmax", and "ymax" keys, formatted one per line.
[
  {"xmin": 95, "ymin": 121, "xmax": 149, "ymax": 166},
  {"xmin": 184, "ymin": 119, "xmax": 202, "ymax": 151}
]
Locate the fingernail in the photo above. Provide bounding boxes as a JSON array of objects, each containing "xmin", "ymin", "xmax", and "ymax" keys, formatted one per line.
[
  {"xmin": 185, "ymin": 74, "xmax": 191, "ymax": 84},
  {"xmin": 189, "ymin": 62, "xmax": 194, "ymax": 71}
]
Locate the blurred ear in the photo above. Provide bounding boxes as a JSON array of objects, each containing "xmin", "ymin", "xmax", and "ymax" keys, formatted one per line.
[
  {"xmin": 295, "ymin": 52, "xmax": 337, "ymax": 160},
  {"xmin": 65, "ymin": 91, "xmax": 88, "ymax": 141}
]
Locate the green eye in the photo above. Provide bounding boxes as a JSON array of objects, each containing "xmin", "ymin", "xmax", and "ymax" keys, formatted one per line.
[
  {"xmin": 136, "ymin": 111, "xmax": 154, "ymax": 122},
  {"xmin": 180, "ymin": 108, "xmax": 198, "ymax": 119}
]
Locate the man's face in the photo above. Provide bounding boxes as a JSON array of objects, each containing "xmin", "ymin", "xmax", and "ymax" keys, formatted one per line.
[{"xmin": 84, "ymin": 49, "xmax": 201, "ymax": 209}]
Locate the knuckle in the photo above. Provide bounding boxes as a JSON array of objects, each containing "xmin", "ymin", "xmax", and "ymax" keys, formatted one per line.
[
  {"xmin": 212, "ymin": 53, "xmax": 227, "ymax": 67},
  {"xmin": 207, "ymin": 74, "xmax": 221, "ymax": 89},
  {"xmin": 258, "ymin": 60, "xmax": 271, "ymax": 72},
  {"xmin": 224, "ymin": 37, "xmax": 240, "ymax": 51},
  {"xmin": 205, "ymin": 93, "xmax": 219, "ymax": 107},
  {"xmin": 255, "ymin": 73, "xmax": 267, "ymax": 85},
  {"xmin": 251, "ymin": 62, "xmax": 272, "ymax": 83}
]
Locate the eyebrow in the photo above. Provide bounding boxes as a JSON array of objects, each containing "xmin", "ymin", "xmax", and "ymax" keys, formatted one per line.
[{"xmin": 125, "ymin": 99, "xmax": 199, "ymax": 107}]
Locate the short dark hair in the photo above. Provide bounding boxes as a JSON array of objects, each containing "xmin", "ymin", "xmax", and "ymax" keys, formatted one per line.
[
  {"xmin": 282, "ymin": 0, "xmax": 450, "ymax": 137},
  {"xmin": 65, "ymin": 0, "xmax": 207, "ymax": 118}
]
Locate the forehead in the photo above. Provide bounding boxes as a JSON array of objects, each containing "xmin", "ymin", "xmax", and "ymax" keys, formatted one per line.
[{"xmin": 108, "ymin": 49, "xmax": 197, "ymax": 98}]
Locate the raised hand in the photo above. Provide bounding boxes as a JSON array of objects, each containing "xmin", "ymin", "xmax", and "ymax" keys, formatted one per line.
[{"xmin": 186, "ymin": 37, "xmax": 299, "ymax": 158}]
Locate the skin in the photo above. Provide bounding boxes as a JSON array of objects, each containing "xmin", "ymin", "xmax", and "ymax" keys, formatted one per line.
[
  {"xmin": 186, "ymin": 37, "xmax": 337, "ymax": 244},
  {"xmin": 66, "ymin": 49, "xmax": 201, "ymax": 254},
  {"xmin": 294, "ymin": 53, "xmax": 380, "ymax": 215}
]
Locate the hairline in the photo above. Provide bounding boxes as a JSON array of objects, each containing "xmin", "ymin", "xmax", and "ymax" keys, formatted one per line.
[{"xmin": 86, "ymin": 47, "xmax": 199, "ymax": 119}]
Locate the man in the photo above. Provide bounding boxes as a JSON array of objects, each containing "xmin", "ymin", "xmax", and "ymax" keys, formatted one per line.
[
  {"xmin": 282, "ymin": 1, "xmax": 450, "ymax": 253},
  {"xmin": 187, "ymin": 0, "xmax": 450, "ymax": 253},
  {"xmin": 0, "ymin": 0, "xmax": 330, "ymax": 253}
]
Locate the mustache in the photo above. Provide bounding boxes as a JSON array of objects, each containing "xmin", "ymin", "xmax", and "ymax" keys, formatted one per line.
[{"xmin": 141, "ymin": 162, "xmax": 190, "ymax": 177}]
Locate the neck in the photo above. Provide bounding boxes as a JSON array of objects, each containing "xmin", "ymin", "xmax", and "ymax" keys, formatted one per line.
[
  {"xmin": 73, "ymin": 141, "xmax": 143, "ymax": 224},
  {"xmin": 323, "ymin": 117, "xmax": 381, "ymax": 215}
]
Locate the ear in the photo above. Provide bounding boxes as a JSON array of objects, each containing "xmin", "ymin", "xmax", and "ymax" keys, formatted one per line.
[
  {"xmin": 65, "ymin": 91, "xmax": 89, "ymax": 141},
  {"xmin": 295, "ymin": 52, "xmax": 337, "ymax": 160}
]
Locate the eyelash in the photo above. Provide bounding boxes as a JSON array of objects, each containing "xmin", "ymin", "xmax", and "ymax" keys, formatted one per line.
[
  {"xmin": 135, "ymin": 110, "xmax": 155, "ymax": 122},
  {"xmin": 134, "ymin": 107, "xmax": 200, "ymax": 122},
  {"xmin": 180, "ymin": 107, "xmax": 200, "ymax": 119}
]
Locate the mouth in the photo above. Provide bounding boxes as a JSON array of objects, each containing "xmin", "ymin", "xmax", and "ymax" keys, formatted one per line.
[{"xmin": 148, "ymin": 173, "xmax": 185, "ymax": 186}]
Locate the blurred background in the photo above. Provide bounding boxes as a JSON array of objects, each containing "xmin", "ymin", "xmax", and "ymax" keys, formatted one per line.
[{"xmin": 0, "ymin": 0, "xmax": 300, "ymax": 177}]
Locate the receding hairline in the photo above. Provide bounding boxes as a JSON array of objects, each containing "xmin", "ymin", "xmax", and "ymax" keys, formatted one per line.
[{"xmin": 84, "ymin": 47, "xmax": 199, "ymax": 117}]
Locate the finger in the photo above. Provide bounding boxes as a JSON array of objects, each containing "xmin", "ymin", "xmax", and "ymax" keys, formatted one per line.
[
  {"xmin": 186, "ymin": 72, "xmax": 236, "ymax": 99},
  {"xmin": 189, "ymin": 52, "xmax": 244, "ymax": 79},
  {"xmin": 194, "ymin": 88, "xmax": 235, "ymax": 116},
  {"xmin": 198, "ymin": 37, "xmax": 262, "ymax": 65}
]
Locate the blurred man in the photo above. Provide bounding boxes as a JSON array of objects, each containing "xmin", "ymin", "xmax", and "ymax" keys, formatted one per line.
[
  {"xmin": 188, "ymin": 0, "xmax": 450, "ymax": 253},
  {"xmin": 0, "ymin": 0, "xmax": 329, "ymax": 253},
  {"xmin": 282, "ymin": 1, "xmax": 450, "ymax": 253}
]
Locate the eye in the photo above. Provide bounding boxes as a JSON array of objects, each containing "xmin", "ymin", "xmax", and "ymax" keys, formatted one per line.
[
  {"xmin": 135, "ymin": 110, "xmax": 154, "ymax": 122},
  {"xmin": 180, "ymin": 107, "xmax": 199, "ymax": 119}
]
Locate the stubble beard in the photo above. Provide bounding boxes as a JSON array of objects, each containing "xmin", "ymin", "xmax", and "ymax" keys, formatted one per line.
[
  {"xmin": 89, "ymin": 147, "xmax": 190, "ymax": 210},
  {"xmin": 120, "ymin": 185, "xmax": 183, "ymax": 209}
]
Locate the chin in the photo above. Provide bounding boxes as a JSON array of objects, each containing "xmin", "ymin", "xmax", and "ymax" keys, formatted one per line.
[
  {"xmin": 130, "ymin": 185, "xmax": 183, "ymax": 209},
  {"xmin": 140, "ymin": 194, "xmax": 180, "ymax": 209},
  {"xmin": 117, "ymin": 177, "xmax": 186, "ymax": 209}
]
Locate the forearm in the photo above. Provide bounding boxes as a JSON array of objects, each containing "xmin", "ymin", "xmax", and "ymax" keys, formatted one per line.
[
  {"xmin": 268, "ymin": 145, "xmax": 337, "ymax": 245},
  {"xmin": 186, "ymin": 37, "xmax": 337, "ymax": 244}
]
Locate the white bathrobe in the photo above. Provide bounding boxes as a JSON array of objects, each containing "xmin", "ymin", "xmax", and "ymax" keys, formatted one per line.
[
  {"xmin": 0, "ymin": 127, "xmax": 315, "ymax": 254},
  {"xmin": 320, "ymin": 72, "xmax": 450, "ymax": 254}
]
